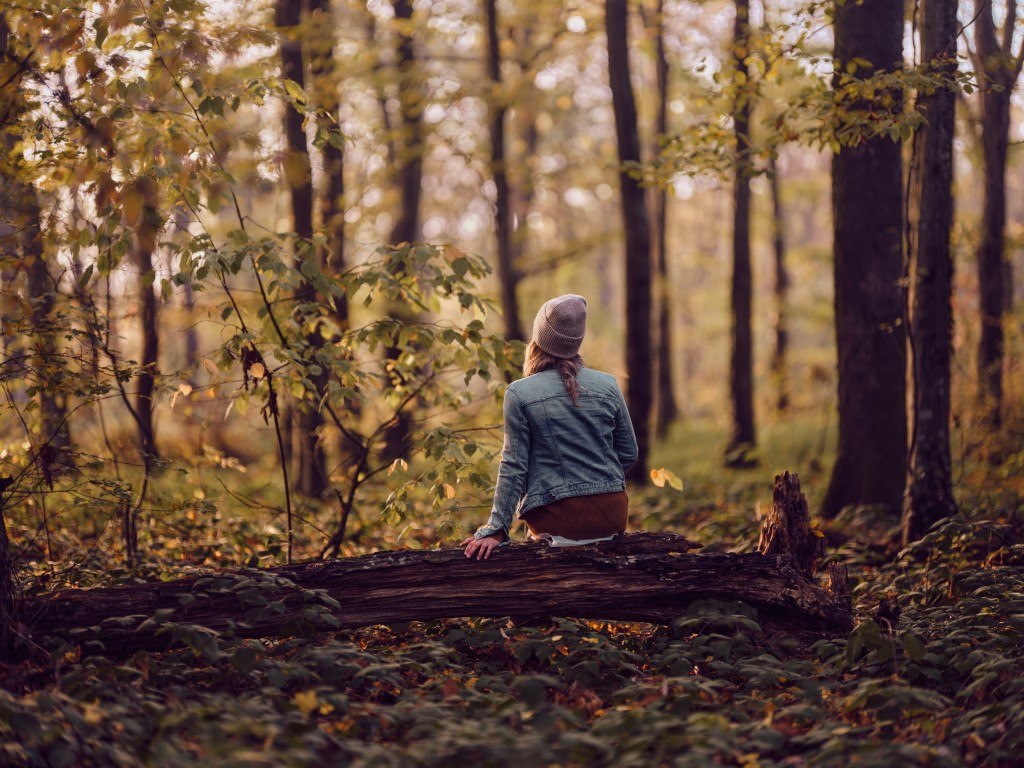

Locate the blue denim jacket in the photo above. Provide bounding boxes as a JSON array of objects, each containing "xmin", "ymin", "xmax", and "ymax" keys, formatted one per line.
[{"xmin": 474, "ymin": 367, "xmax": 639, "ymax": 539}]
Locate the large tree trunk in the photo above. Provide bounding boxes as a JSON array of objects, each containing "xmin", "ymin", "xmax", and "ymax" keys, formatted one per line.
[
  {"xmin": 652, "ymin": 0, "xmax": 678, "ymax": 439},
  {"xmin": 484, "ymin": 0, "xmax": 522, "ymax": 343},
  {"xmin": 606, "ymin": 0, "xmax": 653, "ymax": 482},
  {"xmin": 822, "ymin": 0, "xmax": 906, "ymax": 518},
  {"xmin": 902, "ymin": 0, "xmax": 959, "ymax": 544},
  {"xmin": 19, "ymin": 474, "xmax": 852, "ymax": 657},
  {"xmin": 768, "ymin": 155, "xmax": 790, "ymax": 413},
  {"xmin": 973, "ymin": 0, "xmax": 1022, "ymax": 430},
  {"xmin": 278, "ymin": 0, "xmax": 328, "ymax": 497},
  {"xmin": 726, "ymin": 0, "xmax": 756, "ymax": 465}
]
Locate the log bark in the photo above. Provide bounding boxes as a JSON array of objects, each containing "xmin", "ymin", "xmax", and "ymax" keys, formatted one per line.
[
  {"xmin": 18, "ymin": 531, "xmax": 851, "ymax": 657},
  {"xmin": 758, "ymin": 471, "xmax": 825, "ymax": 578}
]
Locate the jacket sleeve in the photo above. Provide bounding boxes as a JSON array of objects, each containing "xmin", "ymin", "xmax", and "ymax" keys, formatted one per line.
[
  {"xmin": 475, "ymin": 387, "xmax": 530, "ymax": 540},
  {"xmin": 613, "ymin": 384, "xmax": 639, "ymax": 474}
]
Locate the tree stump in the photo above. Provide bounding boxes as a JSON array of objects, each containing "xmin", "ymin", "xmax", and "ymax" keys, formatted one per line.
[{"xmin": 758, "ymin": 471, "xmax": 826, "ymax": 577}]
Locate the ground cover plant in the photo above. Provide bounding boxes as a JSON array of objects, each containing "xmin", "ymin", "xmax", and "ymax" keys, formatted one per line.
[{"xmin": 2, "ymin": 429, "xmax": 1023, "ymax": 767}]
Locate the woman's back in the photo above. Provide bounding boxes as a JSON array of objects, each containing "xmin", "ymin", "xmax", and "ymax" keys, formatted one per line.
[{"xmin": 506, "ymin": 367, "xmax": 637, "ymax": 507}]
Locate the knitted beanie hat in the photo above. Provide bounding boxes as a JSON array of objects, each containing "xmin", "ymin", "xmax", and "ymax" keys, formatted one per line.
[{"xmin": 532, "ymin": 294, "xmax": 587, "ymax": 358}]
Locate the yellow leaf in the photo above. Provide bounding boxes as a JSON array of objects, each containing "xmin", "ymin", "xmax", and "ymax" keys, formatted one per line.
[
  {"xmin": 442, "ymin": 483, "xmax": 456, "ymax": 500},
  {"xmin": 178, "ymin": 382, "xmax": 193, "ymax": 396},
  {"xmin": 283, "ymin": 152, "xmax": 310, "ymax": 187},
  {"xmin": 203, "ymin": 358, "xmax": 218, "ymax": 376},
  {"xmin": 75, "ymin": 52, "xmax": 95, "ymax": 77},
  {"xmin": 250, "ymin": 362, "xmax": 265, "ymax": 380},
  {"xmin": 121, "ymin": 188, "xmax": 142, "ymax": 226},
  {"xmin": 293, "ymin": 690, "xmax": 318, "ymax": 716},
  {"xmin": 83, "ymin": 702, "xmax": 104, "ymax": 725},
  {"xmin": 649, "ymin": 468, "xmax": 666, "ymax": 488}
]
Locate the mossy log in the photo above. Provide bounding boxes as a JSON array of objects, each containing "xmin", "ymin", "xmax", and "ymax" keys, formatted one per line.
[{"xmin": 14, "ymin": 474, "xmax": 851, "ymax": 656}]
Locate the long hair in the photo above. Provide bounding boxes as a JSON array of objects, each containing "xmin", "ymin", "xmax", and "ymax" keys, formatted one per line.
[{"xmin": 524, "ymin": 340, "xmax": 584, "ymax": 405}]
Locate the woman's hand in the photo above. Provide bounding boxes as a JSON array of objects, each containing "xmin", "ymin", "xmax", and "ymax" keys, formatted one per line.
[{"xmin": 462, "ymin": 533, "xmax": 504, "ymax": 560}]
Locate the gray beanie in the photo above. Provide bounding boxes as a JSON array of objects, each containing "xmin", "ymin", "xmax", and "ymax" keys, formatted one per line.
[{"xmin": 532, "ymin": 294, "xmax": 587, "ymax": 358}]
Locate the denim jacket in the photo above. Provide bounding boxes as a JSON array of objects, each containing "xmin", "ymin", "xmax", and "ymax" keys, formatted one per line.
[{"xmin": 474, "ymin": 367, "xmax": 639, "ymax": 540}]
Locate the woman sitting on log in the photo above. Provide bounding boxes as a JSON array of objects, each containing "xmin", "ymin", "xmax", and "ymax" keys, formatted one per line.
[{"xmin": 463, "ymin": 294, "xmax": 639, "ymax": 560}]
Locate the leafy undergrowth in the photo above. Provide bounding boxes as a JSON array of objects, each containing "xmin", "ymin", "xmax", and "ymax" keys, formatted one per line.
[{"xmin": 3, "ymin": 424, "xmax": 1024, "ymax": 766}]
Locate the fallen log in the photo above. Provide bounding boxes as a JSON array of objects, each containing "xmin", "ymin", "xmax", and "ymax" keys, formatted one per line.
[{"xmin": 14, "ymin": 474, "xmax": 852, "ymax": 656}]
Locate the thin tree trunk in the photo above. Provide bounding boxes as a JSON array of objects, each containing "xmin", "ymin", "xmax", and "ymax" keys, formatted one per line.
[
  {"xmin": 484, "ymin": 0, "xmax": 523, "ymax": 342},
  {"xmin": 768, "ymin": 155, "xmax": 790, "ymax": 413},
  {"xmin": 278, "ymin": 0, "xmax": 328, "ymax": 496},
  {"xmin": 308, "ymin": 0, "xmax": 347, "ymax": 321},
  {"xmin": 973, "ymin": 0, "xmax": 1022, "ymax": 430},
  {"xmin": 133, "ymin": 210, "xmax": 160, "ymax": 462},
  {"xmin": 726, "ymin": 0, "xmax": 756, "ymax": 465},
  {"xmin": 902, "ymin": 0, "xmax": 959, "ymax": 544},
  {"xmin": 606, "ymin": 0, "xmax": 653, "ymax": 483},
  {"xmin": 821, "ymin": 0, "xmax": 906, "ymax": 518},
  {"xmin": 382, "ymin": 0, "xmax": 425, "ymax": 463},
  {"xmin": 652, "ymin": 0, "xmax": 678, "ymax": 438},
  {"xmin": 308, "ymin": 0, "xmax": 352, "ymax": 476},
  {"xmin": 1, "ymin": 14, "xmax": 72, "ymax": 471},
  {"xmin": 509, "ymin": 24, "xmax": 539, "ymax": 283}
]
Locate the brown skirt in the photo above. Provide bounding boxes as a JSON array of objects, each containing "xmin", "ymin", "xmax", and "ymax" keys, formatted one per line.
[{"xmin": 520, "ymin": 491, "xmax": 628, "ymax": 539}]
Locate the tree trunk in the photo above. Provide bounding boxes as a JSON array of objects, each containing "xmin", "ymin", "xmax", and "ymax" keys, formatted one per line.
[
  {"xmin": 606, "ymin": 0, "xmax": 652, "ymax": 482},
  {"xmin": 758, "ymin": 472, "xmax": 825, "ymax": 578},
  {"xmin": 1, "ymin": 14, "xmax": 73, "ymax": 471},
  {"xmin": 768, "ymin": 155, "xmax": 790, "ymax": 413},
  {"xmin": 278, "ymin": 0, "xmax": 328, "ymax": 497},
  {"xmin": 652, "ymin": 0, "xmax": 678, "ymax": 439},
  {"xmin": 822, "ymin": 0, "xmax": 906, "ymax": 518},
  {"xmin": 20, "ymin": 524, "xmax": 852, "ymax": 657},
  {"xmin": 485, "ymin": 0, "xmax": 523, "ymax": 343},
  {"xmin": 382, "ymin": 0, "xmax": 425, "ymax": 463},
  {"xmin": 902, "ymin": 0, "xmax": 959, "ymax": 544},
  {"xmin": 726, "ymin": 0, "xmax": 756, "ymax": 465},
  {"xmin": 973, "ymin": 0, "xmax": 1022, "ymax": 430},
  {"xmin": 308, "ymin": 0, "xmax": 348, "ymax": 326},
  {"xmin": 131, "ymin": 181, "xmax": 160, "ymax": 462}
]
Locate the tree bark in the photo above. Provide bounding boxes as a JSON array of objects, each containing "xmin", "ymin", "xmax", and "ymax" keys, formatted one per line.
[
  {"xmin": 278, "ymin": 0, "xmax": 328, "ymax": 497},
  {"xmin": 973, "ymin": 0, "xmax": 1022, "ymax": 430},
  {"xmin": 1, "ymin": 14, "xmax": 73, "ymax": 471},
  {"xmin": 768, "ymin": 155, "xmax": 790, "ymax": 413},
  {"xmin": 902, "ymin": 0, "xmax": 959, "ymax": 544},
  {"xmin": 382, "ymin": 0, "xmax": 425, "ymax": 463},
  {"xmin": 606, "ymin": 0, "xmax": 652, "ymax": 482},
  {"xmin": 20, "ymin": 531, "xmax": 852, "ymax": 657},
  {"xmin": 727, "ymin": 0, "xmax": 756, "ymax": 465},
  {"xmin": 485, "ymin": 0, "xmax": 523, "ymax": 343},
  {"xmin": 758, "ymin": 472, "xmax": 825, "ymax": 578},
  {"xmin": 652, "ymin": 0, "xmax": 678, "ymax": 438},
  {"xmin": 131, "ymin": 178, "xmax": 161, "ymax": 462},
  {"xmin": 822, "ymin": 0, "xmax": 906, "ymax": 518},
  {"xmin": 308, "ymin": 0, "xmax": 348, "ymax": 326}
]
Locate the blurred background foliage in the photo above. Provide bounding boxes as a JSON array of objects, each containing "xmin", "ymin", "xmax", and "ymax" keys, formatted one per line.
[{"xmin": 0, "ymin": 0, "xmax": 1023, "ymax": 764}]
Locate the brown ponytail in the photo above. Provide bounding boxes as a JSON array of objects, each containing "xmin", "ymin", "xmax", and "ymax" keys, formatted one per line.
[{"xmin": 523, "ymin": 340, "xmax": 584, "ymax": 404}]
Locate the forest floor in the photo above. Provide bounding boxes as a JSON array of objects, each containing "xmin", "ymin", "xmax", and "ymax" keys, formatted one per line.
[{"xmin": 1, "ymin": 415, "xmax": 1023, "ymax": 767}]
